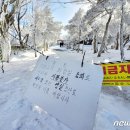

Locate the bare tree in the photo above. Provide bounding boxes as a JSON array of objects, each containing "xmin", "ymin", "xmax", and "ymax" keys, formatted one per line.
[
  {"xmin": 11, "ymin": 0, "xmax": 30, "ymax": 48},
  {"xmin": 0, "ymin": 0, "xmax": 18, "ymax": 38},
  {"xmin": 115, "ymin": 32, "xmax": 119, "ymax": 50},
  {"xmin": 0, "ymin": 0, "xmax": 19, "ymax": 62},
  {"xmin": 97, "ymin": 11, "xmax": 113, "ymax": 57}
]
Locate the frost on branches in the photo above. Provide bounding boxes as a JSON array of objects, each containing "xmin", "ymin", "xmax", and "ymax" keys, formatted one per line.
[
  {"xmin": 66, "ymin": 0, "xmax": 130, "ymax": 59},
  {"xmin": 0, "ymin": 0, "xmax": 18, "ymax": 62}
]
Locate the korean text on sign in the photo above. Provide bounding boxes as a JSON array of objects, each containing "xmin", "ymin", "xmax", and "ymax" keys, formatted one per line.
[{"xmin": 102, "ymin": 62, "xmax": 130, "ymax": 86}]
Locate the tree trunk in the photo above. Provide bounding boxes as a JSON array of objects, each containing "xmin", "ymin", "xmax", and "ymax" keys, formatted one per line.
[
  {"xmin": 33, "ymin": 2, "xmax": 37, "ymax": 57},
  {"xmin": 115, "ymin": 32, "xmax": 119, "ymax": 50},
  {"xmin": 44, "ymin": 39, "xmax": 46, "ymax": 51},
  {"xmin": 0, "ymin": 43, "xmax": 2, "ymax": 61},
  {"xmin": 73, "ymin": 42, "xmax": 76, "ymax": 50},
  {"xmin": 1, "ymin": 37, "xmax": 11, "ymax": 62},
  {"xmin": 33, "ymin": 28, "xmax": 37, "ymax": 57},
  {"xmin": 0, "ymin": 0, "xmax": 4, "ymax": 13},
  {"xmin": 120, "ymin": 3, "xmax": 125, "ymax": 61},
  {"xmin": 46, "ymin": 43, "xmax": 48, "ymax": 51},
  {"xmin": 123, "ymin": 35, "xmax": 130, "ymax": 47},
  {"xmin": 97, "ymin": 12, "xmax": 112, "ymax": 57},
  {"xmin": 93, "ymin": 31, "xmax": 98, "ymax": 53},
  {"xmin": 82, "ymin": 40, "xmax": 85, "ymax": 54},
  {"xmin": 17, "ymin": 10, "xmax": 24, "ymax": 48},
  {"xmin": 77, "ymin": 28, "xmax": 81, "ymax": 53}
]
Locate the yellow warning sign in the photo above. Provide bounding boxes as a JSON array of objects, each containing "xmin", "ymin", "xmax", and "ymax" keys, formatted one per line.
[{"xmin": 102, "ymin": 62, "xmax": 130, "ymax": 86}]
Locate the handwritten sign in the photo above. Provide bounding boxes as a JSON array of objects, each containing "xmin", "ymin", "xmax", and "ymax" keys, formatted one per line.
[
  {"xmin": 102, "ymin": 62, "xmax": 130, "ymax": 86},
  {"xmin": 26, "ymin": 55, "xmax": 103, "ymax": 130}
]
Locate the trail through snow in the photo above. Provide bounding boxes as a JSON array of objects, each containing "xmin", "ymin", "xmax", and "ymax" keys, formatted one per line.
[{"xmin": 0, "ymin": 48, "xmax": 130, "ymax": 130}]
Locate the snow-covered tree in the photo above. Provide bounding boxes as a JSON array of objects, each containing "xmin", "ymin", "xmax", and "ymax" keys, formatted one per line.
[
  {"xmin": 35, "ymin": 6, "xmax": 62, "ymax": 50},
  {"xmin": 81, "ymin": 0, "xmax": 130, "ymax": 58},
  {"xmin": 65, "ymin": 8, "xmax": 84, "ymax": 51},
  {"xmin": 11, "ymin": 0, "xmax": 30, "ymax": 48},
  {"xmin": 0, "ymin": 0, "xmax": 19, "ymax": 62}
]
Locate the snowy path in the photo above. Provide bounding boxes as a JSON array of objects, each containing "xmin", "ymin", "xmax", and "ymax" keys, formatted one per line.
[{"xmin": 0, "ymin": 49, "xmax": 130, "ymax": 130}]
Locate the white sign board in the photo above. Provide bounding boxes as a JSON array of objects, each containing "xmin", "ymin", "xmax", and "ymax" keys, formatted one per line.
[{"xmin": 26, "ymin": 54, "xmax": 103, "ymax": 130}]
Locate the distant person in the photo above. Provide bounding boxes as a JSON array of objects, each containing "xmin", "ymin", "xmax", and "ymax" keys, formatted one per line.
[{"xmin": 60, "ymin": 41, "xmax": 64, "ymax": 47}]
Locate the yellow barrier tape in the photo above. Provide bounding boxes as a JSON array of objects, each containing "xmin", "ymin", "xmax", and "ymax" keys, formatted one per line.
[{"xmin": 101, "ymin": 62, "xmax": 130, "ymax": 86}]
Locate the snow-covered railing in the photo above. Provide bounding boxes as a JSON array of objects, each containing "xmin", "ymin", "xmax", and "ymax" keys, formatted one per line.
[
  {"xmin": 26, "ymin": 44, "xmax": 49, "ymax": 60},
  {"xmin": 94, "ymin": 60, "xmax": 130, "ymax": 65}
]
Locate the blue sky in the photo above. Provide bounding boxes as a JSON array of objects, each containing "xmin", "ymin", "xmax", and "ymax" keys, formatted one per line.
[
  {"xmin": 33, "ymin": 0, "xmax": 89, "ymax": 37},
  {"xmin": 50, "ymin": 1, "xmax": 86, "ymax": 25},
  {"xmin": 49, "ymin": 1, "xmax": 88, "ymax": 37}
]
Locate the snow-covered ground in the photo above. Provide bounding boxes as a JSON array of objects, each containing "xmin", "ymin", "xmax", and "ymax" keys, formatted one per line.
[
  {"xmin": 0, "ymin": 50, "xmax": 71, "ymax": 130},
  {"xmin": 0, "ymin": 46, "xmax": 130, "ymax": 130}
]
